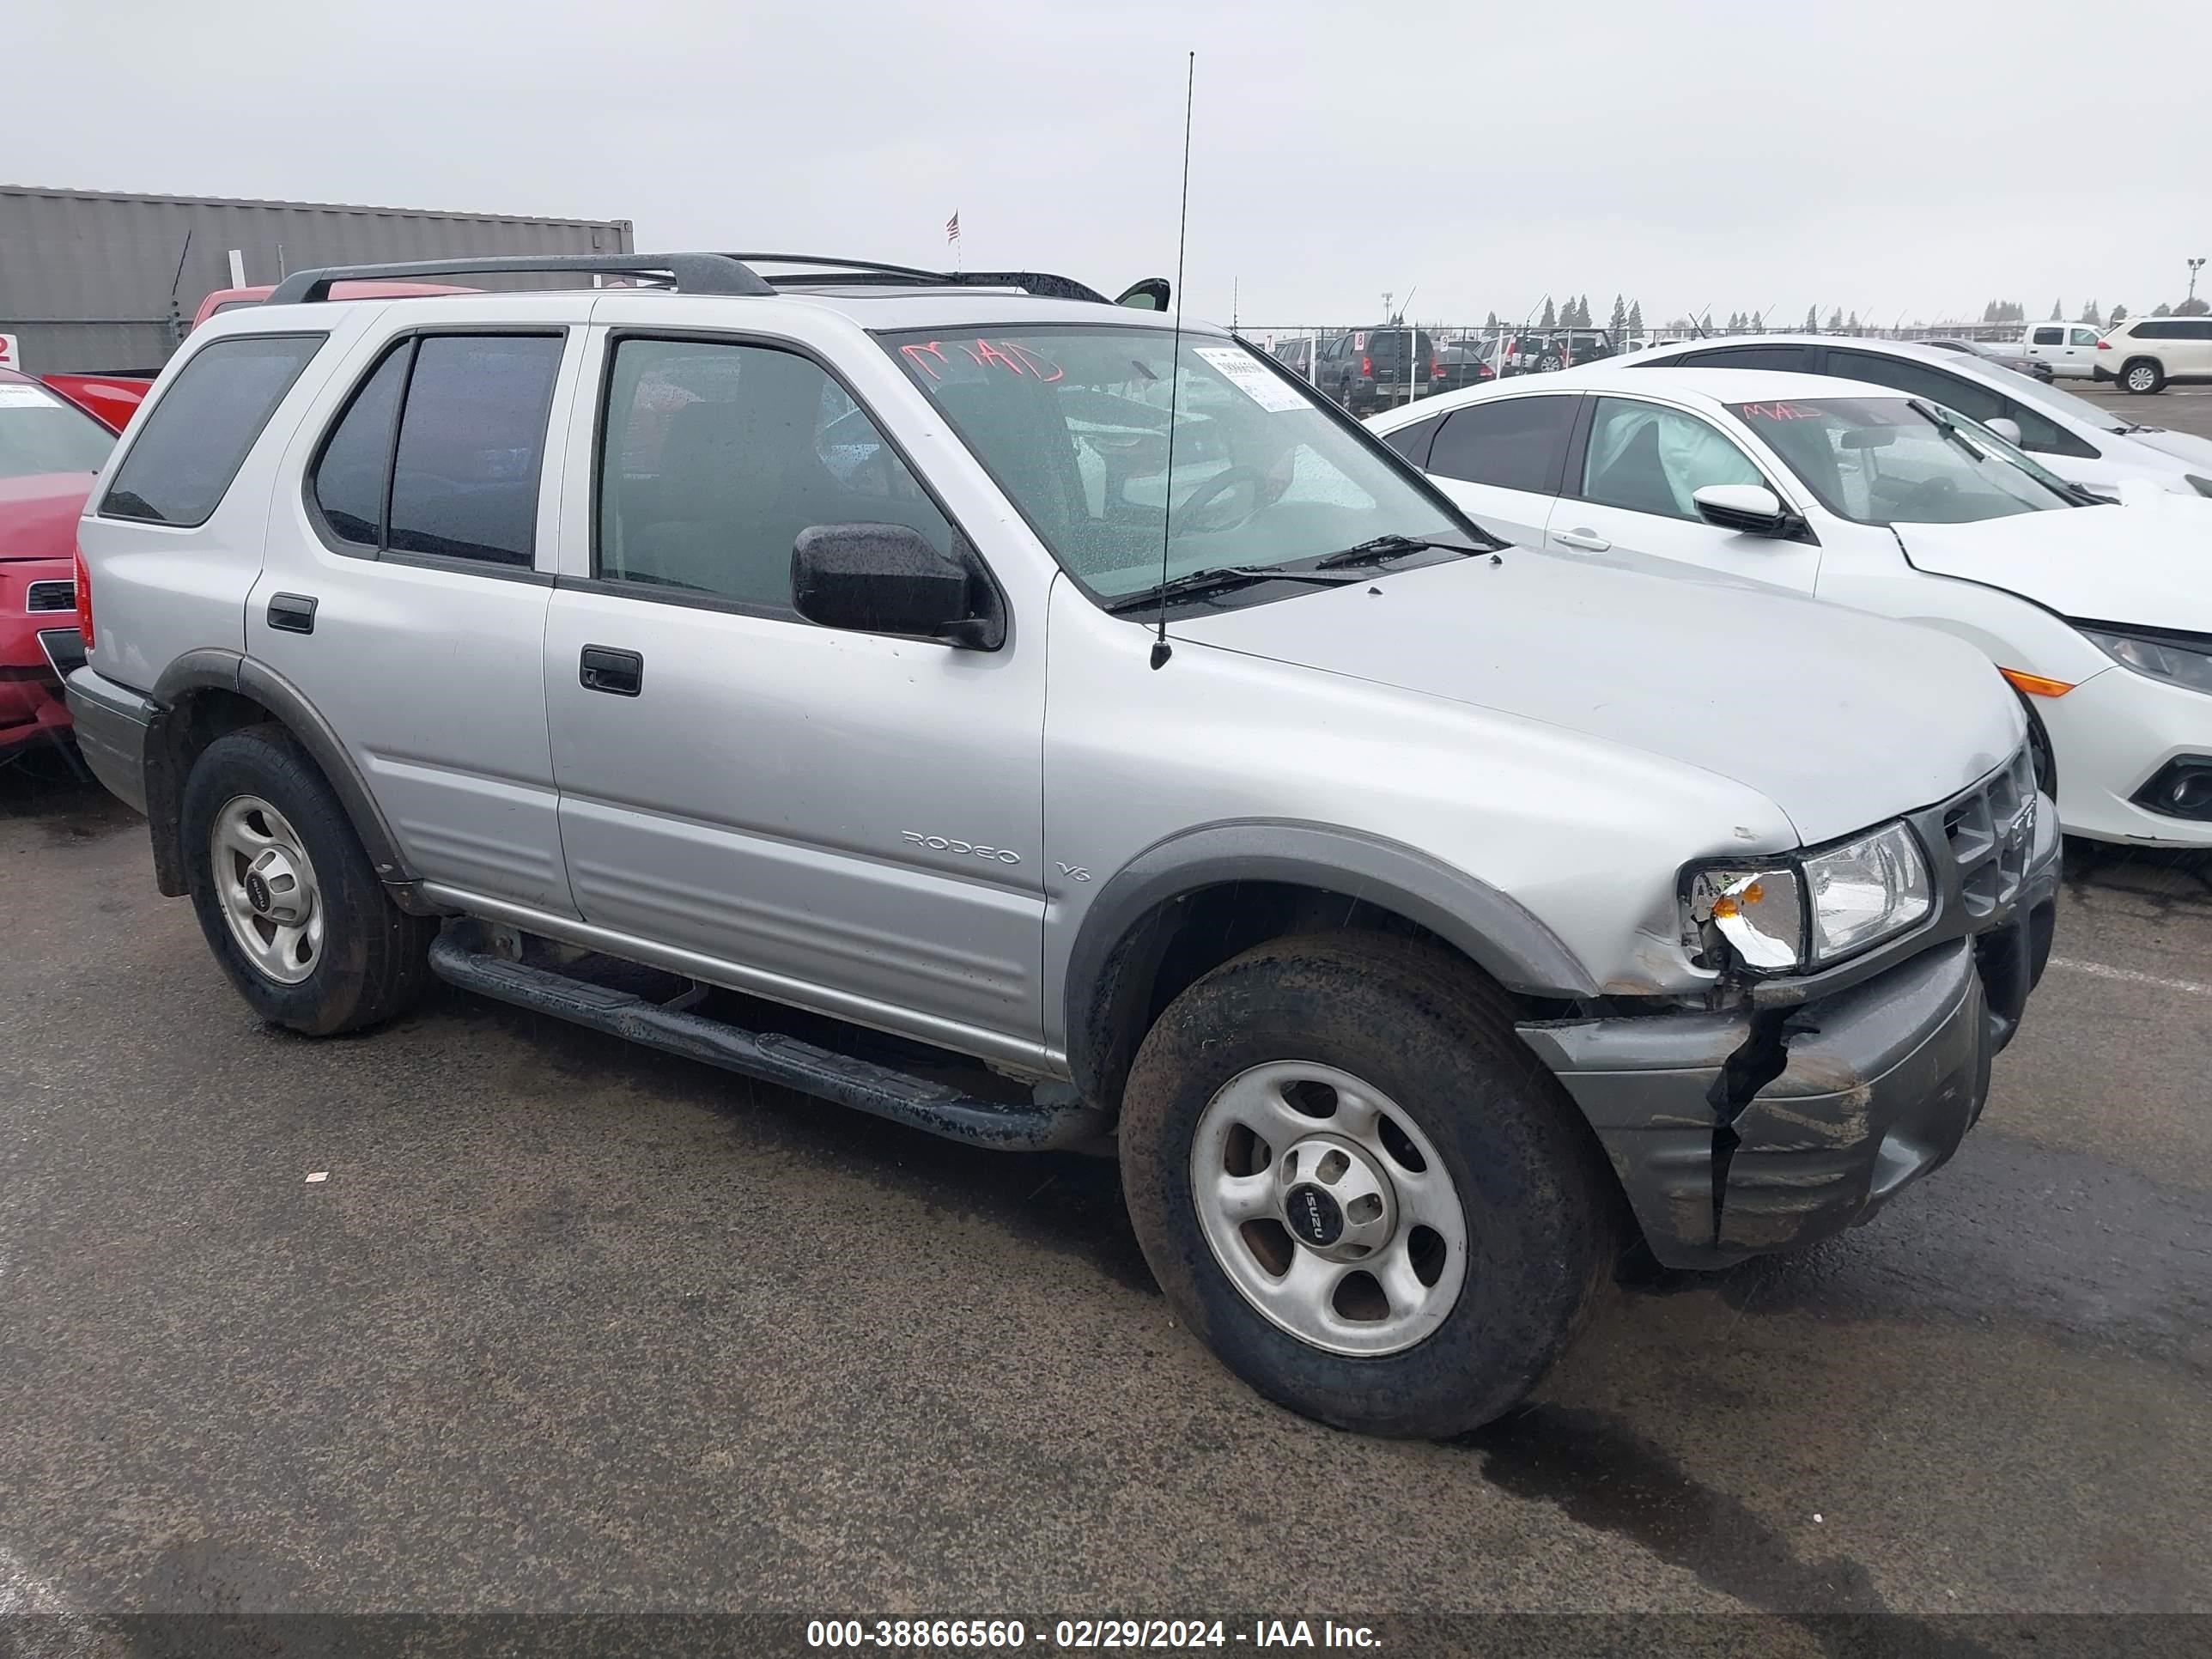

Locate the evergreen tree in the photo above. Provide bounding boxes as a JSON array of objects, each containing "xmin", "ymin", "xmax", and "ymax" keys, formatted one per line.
[
  {"xmin": 2110, "ymin": 303, "xmax": 2129, "ymax": 323},
  {"xmin": 1808, "ymin": 305, "xmax": 1821, "ymax": 331},
  {"xmin": 1981, "ymin": 301, "xmax": 1998, "ymax": 322},
  {"xmin": 2180, "ymin": 297, "xmax": 2211, "ymax": 317},
  {"xmin": 2081, "ymin": 299, "xmax": 2101, "ymax": 326},
  {"xmin": 1540, "ymin": 297, "xmax": 1557, "ymax": 330},
  {"xmin": 1608, "ymin": 294, "xmax": 1628, "ymax": 339},
  {"xmin": 1827, "ymin": 307, "xmax": 1844, "ymax": 330},
  {"xmin": 1627, "ymin": 301, "xmax": 1644, "ymax": 335},
  {"xmin": 1846, "ymin": 311, "xmax": 1861, "ymax": 332},
  {"xmin": 2050, "ymin": 300, "xmax": 2063, "ymax": 320},
  {"xmin": 1579, "ymin": 295, "xmax": 1595, "ymax": 329},
  {"xmin": 1751, "ymin": 310, "xmax": 1764, "ymax": 332},
  {"xmin": 2153, "ymin": 301, "xmax": 2172, "ymax": 317},
  {"xmin": 1486, "ymin": 310, "xmax": 1500, "ymax": 329}
]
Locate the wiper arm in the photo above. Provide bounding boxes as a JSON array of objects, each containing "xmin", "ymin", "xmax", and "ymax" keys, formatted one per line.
[
  {"xmin": 1103, "ymin": 565, "xmax": 1367, "ymax": 614},
  {"xmin": 1907, "ymin": 398, "xmax": 1985, "ymax": 462},
  {"xmin": 1313, "ymin": 533, "xmax": 1485, "ymax": 568}
]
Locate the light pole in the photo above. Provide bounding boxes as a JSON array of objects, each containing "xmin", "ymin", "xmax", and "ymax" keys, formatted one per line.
[{"xmin": 2191, "ymin": 258, "xmax": 2206, "ymax": 307}]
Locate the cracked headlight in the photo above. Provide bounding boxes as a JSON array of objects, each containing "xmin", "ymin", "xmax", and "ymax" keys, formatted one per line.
[
  {"xmin": 2077, "ymin": 624, "xmax": 2212, "ymax": 695},
  {"xmin": 1803, "ymin": 822, "xmax": 1932, "ymax": 962},
  {"xmin": 1686, "ymin": 822, "xmax": 1933, "ymax": 975}
]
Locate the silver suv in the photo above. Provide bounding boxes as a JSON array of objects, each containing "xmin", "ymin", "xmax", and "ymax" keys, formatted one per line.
[{"xmin": 67, "ymin": 252, "xmax": 2060, "ymax": 1437}]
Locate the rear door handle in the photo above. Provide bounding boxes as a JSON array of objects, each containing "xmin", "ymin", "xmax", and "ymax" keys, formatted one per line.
[
  {"xmin": 1553, "ymin": 529, "xmax": 1611, "ymax": 552},
  {"xmin": 267, "ymin": 592, "xmax": 318, "ymax": 635},
  {"xmin": 579, "ymin": 645, "xmax": 643, "ymax": 697}
]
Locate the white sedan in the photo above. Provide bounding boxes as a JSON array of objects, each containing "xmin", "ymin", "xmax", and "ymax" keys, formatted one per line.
[
  {"xmin": 1611, "ymin": 334, "xmax": 2212, "ymax": 500},
  {"xmin": 1369, "ymin": 368, "xmax": 2212, "ymax": 848}
]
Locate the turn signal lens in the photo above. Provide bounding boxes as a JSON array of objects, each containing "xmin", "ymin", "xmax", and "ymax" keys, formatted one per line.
[{"xmin": 1999, "ymin": 666, "xmax": 2074, "ymax": 698}]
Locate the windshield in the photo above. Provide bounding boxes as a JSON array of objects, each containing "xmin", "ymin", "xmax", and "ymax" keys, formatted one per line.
[
  {"xmin": 0, "ymin": 381, "xmax": 117, "ymax": 481},
  {"xmin": 882, "ymin": 326, "xmax": 1466, "ymax": 599},
  {"xmin": 1731, "ymin": 396, "xmax": 2078, "ymax": 525}
]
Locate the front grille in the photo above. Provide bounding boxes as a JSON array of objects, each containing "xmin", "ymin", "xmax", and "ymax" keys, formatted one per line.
[
  {"xmin": 1940, "ymin": 744, "xmax": 2039, "ymax": 919},
  {"xmin": 25, "ymin": 580, "xmax": 76, "ymax": 613}
]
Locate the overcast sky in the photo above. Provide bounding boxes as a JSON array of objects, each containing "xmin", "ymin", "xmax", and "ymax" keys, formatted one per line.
[{"xmin": 14, "ymin": 0, "xmax": 2208, "ymax": 330}]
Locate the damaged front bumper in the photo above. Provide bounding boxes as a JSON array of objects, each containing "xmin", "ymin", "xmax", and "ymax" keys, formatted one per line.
[{"xmin": 1519, "ymin": 800, "xmax": 2061, "ymax": 1270}]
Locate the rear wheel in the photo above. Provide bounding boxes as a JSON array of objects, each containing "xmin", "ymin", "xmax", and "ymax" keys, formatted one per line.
[
  {"xmin": 2121, "ymin": 358, "xmax": 2166, "ymax": 394},
  {"xmin": 182, "ymin": 726, "xmax": 434, "ymax": 1036},
  {"xmin": 1118, "ymin": 932, "xmax": 1613, "ymax": 1437}
]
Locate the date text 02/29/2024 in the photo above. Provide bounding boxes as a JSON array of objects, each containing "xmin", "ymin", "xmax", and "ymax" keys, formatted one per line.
[{"xmin": 805, "ymin": 1619, "xmax": 1382, "ymax": 1650}]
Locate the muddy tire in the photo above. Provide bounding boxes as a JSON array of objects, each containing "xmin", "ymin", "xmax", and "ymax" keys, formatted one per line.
[
  {"xmin": 1119, "ymin": 931, "xmax": 1613, "ymax": 1437},
  {"xmin": 182, "ymin": 725, "xmax": 434, "ymax": 1036}
]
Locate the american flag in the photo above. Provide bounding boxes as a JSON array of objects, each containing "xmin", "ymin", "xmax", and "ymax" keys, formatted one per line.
[{"xmin": 945, "ymin": 211, "xmax": 961, "ymax": 244}]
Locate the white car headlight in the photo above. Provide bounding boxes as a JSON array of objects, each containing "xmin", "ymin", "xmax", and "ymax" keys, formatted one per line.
[
  {"xmin": 1686, "ymin": 822, "xmax": 1933, "ymax": 975},
  {"xmin": 2076, "ymin": 624, "xmax": 2212, "ymax": 695}
]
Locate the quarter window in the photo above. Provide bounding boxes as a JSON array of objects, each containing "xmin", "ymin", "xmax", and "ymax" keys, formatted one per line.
[
  {"xmin": 1665, "ymin": 344, "xmax": 1812, "ymax": 372},
  {"xmin": 1426, "ymin": 396, "xmax": 1578, "ymax": 493},
  {"xmin": 1579, "ymin": 398, "xmax": 1765, "ymax": 519},
  {"xmin": 309, "ymin": 345, "xmax": 409, "ymax": 547},
  {"xmin": 1380, "ymin": 414, "xmax": 1444, "ymax": 469},
  {"xmin": 101, "ymin": 334, "xmax": 324, "ymax": 526},
  {"xmin": 596, "ymin": 337, "xmax": 954, "ymax": 611}
]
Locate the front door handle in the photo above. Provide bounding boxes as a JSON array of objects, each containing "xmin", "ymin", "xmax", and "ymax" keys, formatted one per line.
[
  {"xmin": 1553, "ymin": 529, "xmax": 1611, "ymax": 552},
  {"xmin": 579, "ymin": 645, "xmax": 643, "ymax": 697},
  {"xmin": 267, "ymin": 592, "xmax": 318, "ymax": 635}
]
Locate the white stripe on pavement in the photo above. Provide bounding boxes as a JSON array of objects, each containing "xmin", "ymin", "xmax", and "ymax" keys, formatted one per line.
[{"xmin": 2048, "ymin": 957, "xmax": 2212, "ymax": 998}]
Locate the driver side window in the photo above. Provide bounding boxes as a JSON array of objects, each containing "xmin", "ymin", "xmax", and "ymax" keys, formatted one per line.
[
  {"xmin": 596, "ymin": 338, "xmax": 954, "ymax": 612},
  {"xmin": 1578, "ymin": 398, "xmax": 1764, "ymax": 520}
]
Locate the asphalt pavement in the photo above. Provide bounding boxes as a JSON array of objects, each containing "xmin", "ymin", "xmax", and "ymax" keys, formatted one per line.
[{"xmin": 3, "ymin": 396, "xmax": 2209, "ymax": 1644}]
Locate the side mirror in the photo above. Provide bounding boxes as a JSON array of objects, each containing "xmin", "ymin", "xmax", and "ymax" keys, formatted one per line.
[
  {"xmin": 1692, "ymin": 483, "xmax": 1797, "ymax": 537},
  {"xmin": 791, "ymin": 523, "xmax": 994, "ymax": 647},
  {"xmin": 1985, "ymin": 416, "xmax": 2024, "ymax": 446}
]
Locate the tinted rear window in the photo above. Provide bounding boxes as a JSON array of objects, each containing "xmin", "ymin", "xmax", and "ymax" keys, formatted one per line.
[
  {"xmin": 100, "ymin": 334, "xmax": 324, "ymax": 526},
  {"xmin": 1428, "ymin": 396, "xmax": 1579, "ymax": 493},
  {"xmin": 386, "ymin": 335, "xmax": 564, "ymax": 566}
]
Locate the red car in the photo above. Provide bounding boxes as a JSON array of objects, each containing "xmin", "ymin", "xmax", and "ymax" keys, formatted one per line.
[{"xmin": 0, "ymin": 368, "xmax": 114, "ymax": 759}]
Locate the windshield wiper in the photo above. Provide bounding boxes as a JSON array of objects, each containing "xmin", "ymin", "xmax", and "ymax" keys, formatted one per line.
[
  {"xmin": 1313, "ymin": 532, "xmax": 1488, "ymax": 568},
  {"xmin": 1907, "ymin": 398, "xmax": 1986, "ymax": 462},
  {"xmin": 1103, "ymin": 565, "xmax": 1368, "ymax": 614}
]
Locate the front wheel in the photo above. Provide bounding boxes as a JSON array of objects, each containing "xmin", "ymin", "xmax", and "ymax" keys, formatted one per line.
[
  {"xmin": 1118, "ymin": 933, "xmax": 1613, "ymax": 1437},
  {"xmin": 182, "ymin": 726, "xmax": 434, "ymax": 1036}
]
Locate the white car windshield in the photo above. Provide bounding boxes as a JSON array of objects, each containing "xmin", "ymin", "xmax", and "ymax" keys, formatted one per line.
[
  {"xmin": 882, "ymin": 326, "xmax": 1471, "ymax": 600},
  {"xmin": 1732, "ymin": 396, "xmax": 2080, "ymax": 525}
]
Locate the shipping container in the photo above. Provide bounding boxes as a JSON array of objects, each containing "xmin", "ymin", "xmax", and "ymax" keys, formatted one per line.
[{"xmin": 0, "ymin": 185, "xmax": 634, "ymax": 374}]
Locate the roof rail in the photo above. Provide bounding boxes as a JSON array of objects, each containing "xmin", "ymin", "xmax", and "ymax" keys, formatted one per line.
[
  {"xmin": 726, "ymin": 253, "xmax": 1115, "ymax": 306},
  {"xmin": 264, "ymin": 252, "xmax": 775, "ymax": 306}
]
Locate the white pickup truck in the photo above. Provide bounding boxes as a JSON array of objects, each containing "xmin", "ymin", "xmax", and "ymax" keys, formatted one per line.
[{"xmin": 2017, "ymin": 322, "xmax": 2106, "ymax": 380}]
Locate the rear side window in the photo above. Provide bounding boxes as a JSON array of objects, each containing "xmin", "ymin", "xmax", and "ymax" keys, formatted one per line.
[
  {"xmin": 1427, "ymin": 396, "xmax": 1578, "ymax": 493},
  {"xmin": 1663, "ymin": 344, "xmax": 1812, "ymax": 372},
  {"xmin": 101, "ymin": 334, "xmax": 324, "ymax": 526},
  {"xmin": 2131, "ymin": 321, "xmax": 2176, "ymax": 340},
  {"xmin": 2031, "ymin": 327, "xmax": 2063, "ymax": 345},
  {"xmin": 307, "ymin": 333, "xmax": 565, "ymax": 567}
]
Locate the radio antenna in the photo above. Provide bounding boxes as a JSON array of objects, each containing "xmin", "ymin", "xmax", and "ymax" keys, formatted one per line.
[{"xmin": 1151, "ymin": 50, "xmax": 1195, "ymax": 672}]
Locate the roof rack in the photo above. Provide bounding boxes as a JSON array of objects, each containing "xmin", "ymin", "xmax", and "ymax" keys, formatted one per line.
[
  {"xmin": 724, "ymin": 253, "xmax": 1114, "ymax": 305},
  {"xmin": 264, "ymin": 252, "xmax": 775, "ymax": 306}
]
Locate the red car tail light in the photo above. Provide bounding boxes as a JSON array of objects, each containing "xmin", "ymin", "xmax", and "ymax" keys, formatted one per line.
[
  {"xmin": 74, "ymin": 547, "xmax": 94, "ymax": 649},
  {"xmin": 2097, "ymin": 338, "xmax": 2112, "ymax": 350},
  {"xmin": 1431, "ymin": 356, "xmax": 1443, "ymax": 379},
  {"xmin": 1360, "ymin": 354, "xmax": 1373, "ymax": 377}
]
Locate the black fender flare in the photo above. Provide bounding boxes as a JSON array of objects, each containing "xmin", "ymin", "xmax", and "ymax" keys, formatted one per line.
[
  {"xmin": 1060, "ymin": 819, "xmax": 1600, "ymax": 1105},
  {"xmin": 146, "ymin": 649, "xmax": 417, "ymax": 896}
]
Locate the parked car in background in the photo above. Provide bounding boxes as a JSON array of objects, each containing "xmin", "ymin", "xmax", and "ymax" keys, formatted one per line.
[
  {"xmin": 1433, "ymin": 340, "xmax": 1496, "ymax": 392},
  {"xmin": 1498, "ymin": 330, "xmax": 1616, "ymax": 376},
  {"xmin": 68, "ymin": 252, "xmax": 2057, "ymax": 1438},
  {"xmin": 1623, "ymin": 335, "xmax": 2212, "ymax": 497},
  {"xmin": 1919, "ymin": 337, "xmax": 2053, "ymax": 383},
  {"xmin": 1315, "ymin": 325, "xmax": 1438, "ymax": 413},
  {"xmin": 1, "ymin": 368, "xmax": 117, "ymax": 757},
  {"xmin": 37, "ymin": 373, "xmax": 149, "ymax": 431},
  {"xmin": 1370, "ymin": 367, "xmax": 2212, "ymax": 848},
  {"xmin": 2018, "ymin": 322, "xmax": 2106, "ymax": 380},
  {"xmin": 2094, "ymin": 316, "xmax": 2212, "ymax": 394},
  {"xmin": 1267, "ymin": 336, "xmax": 1316, "ymax": 379}
]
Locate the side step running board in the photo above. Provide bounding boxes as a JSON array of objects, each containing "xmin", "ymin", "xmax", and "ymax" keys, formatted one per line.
[{"xmin": 427, "ymin": 937, "xmax": 1105, "ymax": 1152}]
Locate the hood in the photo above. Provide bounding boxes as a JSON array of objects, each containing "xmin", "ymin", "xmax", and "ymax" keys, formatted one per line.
[
  {"xmin": 1170, "ymin": 549, "xmax": 2021, "ymax": 846},
  {"xmin": 1896, "ymin": 505, "xmax": 2212, "ymax": 632},
  {"xmin": 2123, "ymin": 426, "xmax": 2212, "ymax": 471},
  {"xmin": 0, "ymin": 472, "xmax": 95, "ymax": 561}
]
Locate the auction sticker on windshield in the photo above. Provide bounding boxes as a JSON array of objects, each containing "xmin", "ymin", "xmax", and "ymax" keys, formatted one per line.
[{"xmin": 1194, "ymin": 345, "xmax": 1308, "ymax": 413}]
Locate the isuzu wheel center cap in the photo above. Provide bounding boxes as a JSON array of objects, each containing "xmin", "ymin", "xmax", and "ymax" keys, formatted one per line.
[
  {"xmin": 1276, "ymin": 1134, "xmax": 1398, "ymax": 1262},
  {"xmin": 245, "ymin": 849, "xmax": 306, "ymax": 923}
]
